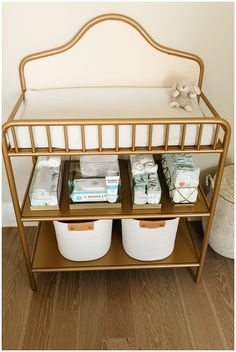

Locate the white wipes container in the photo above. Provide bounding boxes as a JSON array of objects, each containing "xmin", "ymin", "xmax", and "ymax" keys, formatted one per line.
[
  {"xmin": 53, "ymin": 219, "xmax": 113, "ymax": 261},
  {"xmin": 121, "ymin": 218, "xmax": 179, "ymax": 261}
]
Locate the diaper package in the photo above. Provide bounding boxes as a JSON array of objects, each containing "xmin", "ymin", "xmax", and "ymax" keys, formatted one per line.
[{"xmin": 162, "ymin": 154, "xmax": 200, "ymax": 204}]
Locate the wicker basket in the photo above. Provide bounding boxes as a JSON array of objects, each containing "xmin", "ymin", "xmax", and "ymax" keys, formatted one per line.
[{"xmin": 202, "ymin": 164, "xmax": 234, "ymax": 259}]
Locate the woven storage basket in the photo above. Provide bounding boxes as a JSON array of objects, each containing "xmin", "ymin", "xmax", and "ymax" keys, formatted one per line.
[{"xmin": 202, "ymin": 164, "xmax": 234, "ymax": 259}]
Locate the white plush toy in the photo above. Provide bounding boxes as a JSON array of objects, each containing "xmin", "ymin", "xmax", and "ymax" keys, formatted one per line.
[{"xmin": 169, "ymin": 79, "xmax": 201, "ymax": 112}]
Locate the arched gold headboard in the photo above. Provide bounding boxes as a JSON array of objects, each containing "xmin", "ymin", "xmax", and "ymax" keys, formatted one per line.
[{"xmin": 19, "ymin": 13, "xmax": 204, "ymax": 92}]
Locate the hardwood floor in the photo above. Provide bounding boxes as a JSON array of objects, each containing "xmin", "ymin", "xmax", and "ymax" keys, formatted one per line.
[{"xmin": 2, "ymin": 222, "xmax": 234, "ymax": 350}]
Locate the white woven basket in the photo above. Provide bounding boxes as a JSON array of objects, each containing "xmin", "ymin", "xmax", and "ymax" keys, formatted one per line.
[{"xmin": 202, "ymin": 164, "xmax": 234, "ymax": 259}]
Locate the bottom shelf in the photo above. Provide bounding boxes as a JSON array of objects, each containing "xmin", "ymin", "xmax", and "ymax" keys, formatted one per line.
[{"xmin": 32, "ymin": 219, "xmax": 200, "ymax": 272}]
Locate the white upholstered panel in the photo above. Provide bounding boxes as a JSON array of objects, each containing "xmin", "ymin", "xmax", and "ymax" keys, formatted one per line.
[
  {"xmin": 24, "ymin": 20, "xmax": 200, "ymax": 89},
  {"xmin": 7, "ymin": 87, "xmax": 216, "ymax": 150},
  {"xmin": 20, "ymin": 87, "xmax": 204, "ymax": 118}
]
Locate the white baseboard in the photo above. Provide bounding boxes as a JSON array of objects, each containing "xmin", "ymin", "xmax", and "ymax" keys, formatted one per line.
[
  {"xmin": 2, "ymin": 202, "xmax": 16, "ymax": 227},
  {"xmin": 2, "ymin": 202, "xmax": 37, "ymax": 227}
]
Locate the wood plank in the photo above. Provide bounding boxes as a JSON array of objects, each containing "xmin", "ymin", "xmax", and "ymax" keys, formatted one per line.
[
  {"xmin": 53, "ymin": 272, "xmax": 81, "ymax": 312},
  {"xmin": 129, "ymin": 269, "xmax": 167, "ymax": 349},
  {"xmin": 202, "ymin": 253, "xmax": 234, "ymax": 349},
  {"xmin": 174, "ymin": 267, "xmax": 229, "ymax": 350},
  {"xmin": 177, "ymin": 221, "xmax": 234, "ymax": 349},
  {"xmin": 77, "ymin": 271, "xmax": 107, "ymax": 349},
  {"xmin": 226, "ymin": 257, "xmax": 234, "ymax": 283},
  {"xmin": 2, "ymin": 227, "xmax": 34, "ymax": 350},
  {"xmin": 47, "ymin": 310, "xmax": 80, "ymax": 349},
  {"xmin": 106, "ymin": 271, "xmax": 135, "ymax": 341},
  {"xmin": 156, "ymin": 269, "xmax": 195, "ymax": 349},
  {"xmin": 46, "ymin": 272, "xmax": 81, "ymax": 349},
  {"xmin": 22, "ymin": 272, "xmax": 58, "ymax": 349},
  {"xmin": 107, "ymin": 337, "xmax": 136, "ymax": 350}
]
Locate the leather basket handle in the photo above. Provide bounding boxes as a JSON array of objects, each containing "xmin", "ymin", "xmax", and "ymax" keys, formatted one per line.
[
  {"xmin": 67, "ymin": 222, "xmax": 94, "ymax": 231},
  {"xmin": 139, "ymin": 220, "xmax": 166, "ymax": 229}
]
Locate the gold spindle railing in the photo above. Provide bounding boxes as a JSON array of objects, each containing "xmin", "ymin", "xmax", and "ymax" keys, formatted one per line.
[
  {"xmin": 11, "ymin": 127, "xmax": 19, "ymax": 153},
  {"xmin": 213, "ymin": 124, "xmax": 220, "ymax": 150},
  {"xmin": 115, "ymin": 125, "xmax": 119, "ymax": 152},
  {"xmin": 28, "ymin": 126, "xmax": 35, "ymax": 153},
  {"xmin": 181, "ymin": 124, "xmax": 186, "ymax": 151},
  {"xmin": 197, "ymin": 124, "xmax": 203, "ymax": 150},
  {"xmin": 148, "ymin": 124, "xmax": 153, "ymax": 151},
  {"xmin": 132, "ymin": 125, "xmax": 136, "ymax": 152},
  {"xmin": 164, "ymin": 125, "xmax": 169, "ymax": 151},
  {"xmin": 98, "ymin": 125, "xmax": 102, "ymax": 152},
  {"xmin": 46, "ymin": 126, "xmax": 52, "ymax": 153},
  {"xmin": 81, "ymin": 125, "xmax": 86, "ymax": 152},
  {"xmin": 63, "ymin": 125, "xmax": 69, "ymax": 152}
]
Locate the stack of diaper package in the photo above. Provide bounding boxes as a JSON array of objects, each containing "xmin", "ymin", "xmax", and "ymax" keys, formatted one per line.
[
  {"xmin": 161, "ymin": 154, "xmax": 200, "ymax": 204},
  {"xmin": 29, "ymin": 156, "xmax": 63, "ymax": 207},
  {"xmin": 69, "ymin": 155, "xmax": 120, "ymax": 204},
  {"xmin": 130, "ymin": 154, "xmax": 161, "ymax": 205}
]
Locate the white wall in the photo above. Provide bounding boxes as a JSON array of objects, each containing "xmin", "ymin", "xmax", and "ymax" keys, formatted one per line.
[{"xmin": 2, "ymin": 2, "xmax": 234, "ymax": 226}]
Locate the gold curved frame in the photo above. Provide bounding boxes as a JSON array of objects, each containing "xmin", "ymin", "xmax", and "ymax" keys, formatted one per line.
[{"xmin": 19, "ymin": 13, "xmax": 204, "ymax": 92}]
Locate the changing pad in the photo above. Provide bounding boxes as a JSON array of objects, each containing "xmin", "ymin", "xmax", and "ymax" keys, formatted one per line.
[{"xmin": 8, "ymin": 87, "xmax": 215, "ymax": 149}]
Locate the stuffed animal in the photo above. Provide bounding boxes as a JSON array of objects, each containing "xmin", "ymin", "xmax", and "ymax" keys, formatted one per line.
[{"xmin": 169, "ymin": 79, "xmax": 201, "ymax": 112}]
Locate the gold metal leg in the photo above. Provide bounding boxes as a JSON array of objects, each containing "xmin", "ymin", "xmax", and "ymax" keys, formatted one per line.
[
  {"xmin": 195, "ymin": 215, "xmax": 214, "ymax": 283},
  {"xmin": 17, "ymin": 222, "xmax": 37, "ymax": 290},
  {"xmin": 195, "ymin": 132, "xmax": 230, "ymax": 282},
  {"xmin": 2, "ymin": 139, "xmax": 37, "ymax": 290}
]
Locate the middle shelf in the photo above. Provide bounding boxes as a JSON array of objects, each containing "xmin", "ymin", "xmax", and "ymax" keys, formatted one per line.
[{"xmin": 21, "ymin": 159, "xmax": 210, "ymax": 221}]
